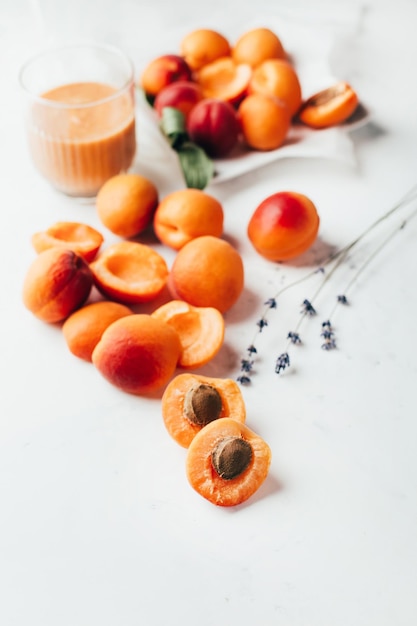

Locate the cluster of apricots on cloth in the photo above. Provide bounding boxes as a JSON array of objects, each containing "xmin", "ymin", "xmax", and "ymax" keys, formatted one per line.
[
  {"xmin": 140, "ymin": 26, "xmax": 360, "ymax": 156},
  {"xmin": 22, "ymin": 163, "xmax": 322, "ymax": 504}
]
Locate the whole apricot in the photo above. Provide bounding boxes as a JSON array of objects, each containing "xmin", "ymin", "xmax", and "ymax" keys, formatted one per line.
[
  {"xmin": 140, "ymin": 54, "xmax": 192, "ymax": 98},
  {"xmin": 247, "ymin": 191, "xmax": 320, "ymax": 261},
  {"xmin": 168, "ymin": 235, "xmax": 244, "ymax": 313},
  {"xmin": 238, "ymin": 93, "xmax": 290, "ymax": 151},
  {"xmin": 180, "ymin": 29, "xmax": 231, "ymax": 71},
  {"xmin": 92, "ymin": 314, "xmax": 182, "ymax": 395},
  {"xmin": 187, "ymin": 99, "xmax": 240, "ymax": 158},
  {"xmin": 154, "ymin": 81, "xmax": 203, "ymax": 120},
  {"xmin": 22, "ymin": 248, "xmax": 93, "ymax": 323},
  {"xmin": 153, "ymin": 188, "xmax": 224, "ymax": 250},
  {"xmin": 232, "ymin": 27, "xmax": 286, "ymax": 67},
  {"xmin": 63, "ymin": 301, "xmax": 133, "ymax": 361},
  {"xmin": 249, "ymin": 58, "xmax": 302, "ymax": 117},
  {"xmin": 96, "ymin": 174, "xmax": 158, "ymax": 238}
]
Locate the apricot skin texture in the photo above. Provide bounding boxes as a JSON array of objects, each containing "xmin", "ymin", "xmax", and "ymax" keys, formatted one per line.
[
  {"xmin": 22, "ymin": 248, "xmax": 93, "ymax": 323},
  {"xmin": 92, "ymin": 314, "xmax": 182, "ymax": 395}
]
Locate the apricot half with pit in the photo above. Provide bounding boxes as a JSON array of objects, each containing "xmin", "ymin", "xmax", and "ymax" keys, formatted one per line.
[
  {"xmin": 22, "ymin": 247, "xmax": 93, "ymax": 323},
  {"xmin": 186, "ymin": 418, "xmax": 271, "ymax": 506},
  {"xmin": 161, "ymin": 373, "xmax": 246, "ymax": 448},
  {"xmin": 90, "ymin": 241, "xmax": 169, "ymax": 304},
  {"xmin": 92, "ymin": 314, "xmax": 182, "ymax": 395}
]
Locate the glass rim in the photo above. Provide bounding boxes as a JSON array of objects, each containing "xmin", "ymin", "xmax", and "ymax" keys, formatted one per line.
[{"xmin": 18, "ymin": 41, "xmax": 135, "ymax": 109}]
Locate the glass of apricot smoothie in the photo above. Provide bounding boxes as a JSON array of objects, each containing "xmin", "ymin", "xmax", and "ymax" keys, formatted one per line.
[{"xmin": 19, "ymin": 43, "xmax": 136, "ymax": 198}]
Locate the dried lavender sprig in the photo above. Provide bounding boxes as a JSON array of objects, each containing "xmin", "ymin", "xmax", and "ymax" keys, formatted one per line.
[
  {"xmin": 239, "ymin": 183, "xmax": 417, "ymax": 382},
  {"xmin": 321, "ymin": 203, "xmax": 417, "ymax": 348}
]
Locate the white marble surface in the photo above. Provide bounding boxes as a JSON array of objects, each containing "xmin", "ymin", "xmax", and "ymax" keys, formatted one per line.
[{"xmin": 1, "ymin": 1, "xmax": 417, "ymax": 624}]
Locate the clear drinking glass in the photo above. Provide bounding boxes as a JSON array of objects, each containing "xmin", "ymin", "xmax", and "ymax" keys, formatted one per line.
[{"xmin": 19, "ymin": 43, "xmax": 136, "ymax": 198}]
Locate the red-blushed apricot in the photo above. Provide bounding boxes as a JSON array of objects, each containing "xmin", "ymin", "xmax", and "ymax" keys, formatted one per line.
[
  {"xmin": 153, "ymin": 188, "xmax": 224, "ymax": 250},
  {"xmin": 154, "ymin": 81, "xmax": 204, "ymax": 120},
  {"xmin": 247, "ymin": 191, "xmax": 320, "ymax": 261},
  {"xmin": 22, "ymin": 248, "xmax": 93, "ymax": 323},
  {"xmin": 249, "ymin": 58, "xmax": 302, "ymax": 117},
  {"xmin": 96, "ymin": 173, "xmax": 159, "ymax": 238},
  {"xmin": 92, "ymin": 314, "xmax": 182, "ymax": 395},
  {"xmin": 140, "ymin": 54, "xmax": 192, "ymax": 98},
  {"xmin": 31, "ymin": 221, "xmax": 103, "ymax": 262},
  {"xmin": 186, "ymin": 418, "xmax": 271, "ymax": 506},
  {"xmin": 90, "ymin": 241, "xmax": 168, "ymax": 304},
  {"xmin": 161, "ymin": 374, "xmax": 246, "ymax": 448},
  {"xmin": 238, "ymin": 93, "xmax": 290, "ymax": 151},
  {"xmin": 187, "ymin": 98, "xmax": 240, "ymax": 158},
  {"xmin": 151, "ymin": 300, "xmax": 225, "ymax": 369},
  {"xmin": 298, "ymin": 82, "xmax": 359, "ymax": 129},
  {"xmin": 232, "ymin": 27, "xmax": 286, "ymax": 67},
  {"xmin": 168, "ymin": 235, "xmax": 244, "ymax": 313},
  {"xmin": 180, "ymin": 29, "xmax": 231, "ymax": 71},
  {"xmin": 62, "ymin": 301, "xmax": 133, "ymax": 361},
  {"xmin": 194, "ymin": 57, "xmax": 252, "ymax": 105}
]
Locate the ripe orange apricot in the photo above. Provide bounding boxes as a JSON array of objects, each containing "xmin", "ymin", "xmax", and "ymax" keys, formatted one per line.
[
  {"xmin": 140, "ymin": 54, "xmax": 192, "ymax": 97},
  {"xmin": 62, "ymin": 301, "xmax": 133, "ymax": 361},
  {"xmin": 168, "ymin": 235, "xmax": 244, "ymax": 313},
  {"xmin": 92, "ymin": 314, "xmax": 182, "ymax": 395},
  {"xmin": 90, "ymin": 241, "xmax": 168, "ymax": 304},
  {"xmin": 96, "ymin": 174, "xmax": 159, "ymax": 238},
  {"xmin": 186, "ymin": 418, "xmax": 271, "ymax": 506},
  {"xmin": 180, "ymin": 29, "xmax": 231, "ymax": 71},
  {"xmin": 154, "ymin": 80, "xmax": 204, "ymax": 120},
  {"xmin": 187, "ymin": 98, "xmax": 240, "ymax": 158},
  {"xmin": 298, "ymin": 82, "xmax": 359, "ymax": 129},
  {"xmin": 153, "ymin": 188, "xmax": 224, "ymax": 250},
  {"xmin": 194, "ymin": 57, "xmax": 252, "ymax": 105},
  {"xmin": 249, "ymin": 58, "xmax": 302, "ymax": 117},
  {"xmin": 161, "ymin": 374, "xmax": 246, "ymax": 448},
  {"xmin": 31, "ymin": 221, "xmax": 103, "ymax": 262},
  {"xmin": 247, "ymin": 191, "xmax": 320, "ymax": 261},
  {"xmin": 22, "ymin": 248, "xmax": 93, "ymax": 323},
  {"xmin": 238, "ymin": 93, "xmax": 290, "ymax": 151},
  {"xmin": 232, "ymin": 27, "xmax": 286, "ymax": 67},
  {"xmin": 151, "ymin": 300, "xmax": 225, "ymax": 369}
]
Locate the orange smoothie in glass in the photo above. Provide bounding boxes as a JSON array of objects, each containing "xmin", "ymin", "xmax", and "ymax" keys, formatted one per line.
[{"xmin": 28, "ymin": 81, "xmax": 136, "ymax": 197}]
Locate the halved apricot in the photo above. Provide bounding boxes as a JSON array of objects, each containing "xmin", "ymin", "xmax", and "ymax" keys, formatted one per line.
[
  {"xmin": 31, "ymin": 221, "xmax": 103, "ymax": 262},
  {"xmin": 298, "ymin": 82, "xmax": 359, "ymax": 129},
  {"xmin": 151, "ymin": 300, "xmax": 224, "ymax": 369},
  {"xmin": 186, "ymin": 418, "xmax": 271, "ymax": 506},
  {"xmin": 161, "ymin": 374, "xmax": 246, "ymax": 448},
  {"xmin": 62, "ymin": 300, "xmax": 133, "ymax": 361},
  {"xmin": 90, "ymin": 241, "xmax": 168, "ymax": 304},
  {"xmin": 195, "ymin": 57, "xmax": 252, "ymax": 105}
]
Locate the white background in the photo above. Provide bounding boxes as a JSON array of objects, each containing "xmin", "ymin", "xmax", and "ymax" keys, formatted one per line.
[{"xmin": 1, "ymin": 0, "xmax": 417, "ymax": 624}]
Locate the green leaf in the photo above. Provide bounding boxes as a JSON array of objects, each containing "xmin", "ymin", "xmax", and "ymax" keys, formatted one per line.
[
  {"xmin": 177, "ymin": 141, "xmax": 214, "ymax": 190},
  {"xmin": 159, "ymin": 106, "xmax": 188, "ymax": 150},
  {"xmin": 159, "ymin": 106, "xmax": 214, "ymax": 189}
]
